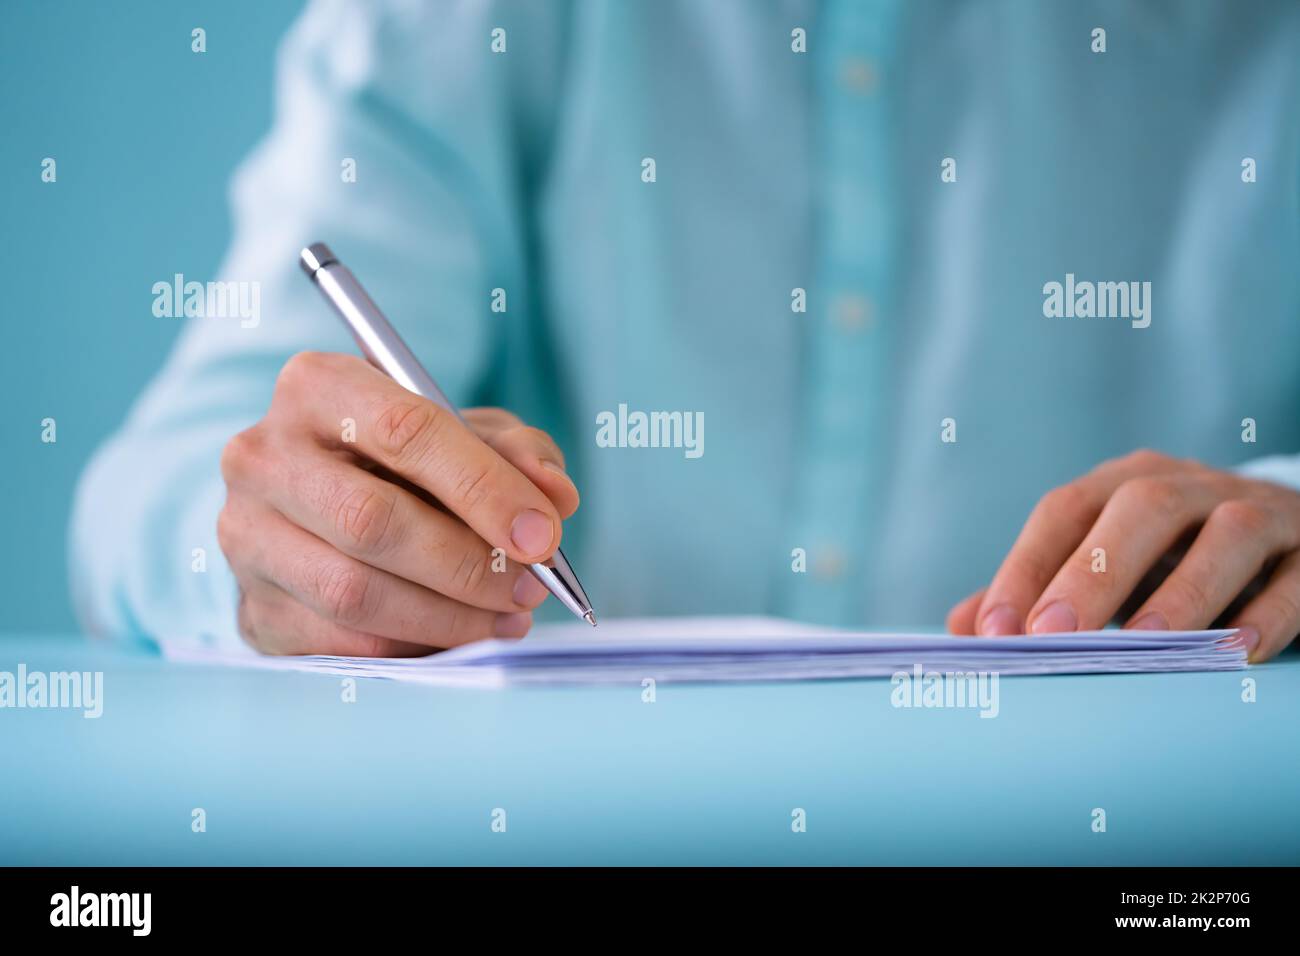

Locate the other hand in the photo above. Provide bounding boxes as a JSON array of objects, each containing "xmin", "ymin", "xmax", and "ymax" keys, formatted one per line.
[{"xmin": 947, "ymin": 449, "xmax": 1300, "ymax": 662}]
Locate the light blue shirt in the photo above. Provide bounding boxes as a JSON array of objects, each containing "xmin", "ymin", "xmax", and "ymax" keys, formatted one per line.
[{"xmin": 72, "ymin": 0, "xmax": 1300, "ymax": 649}]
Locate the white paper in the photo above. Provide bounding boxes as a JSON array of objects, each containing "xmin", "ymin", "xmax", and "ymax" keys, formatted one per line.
[{"xmin": 164, "ymin": 615, "xmax": 1247, "ymax": 686}]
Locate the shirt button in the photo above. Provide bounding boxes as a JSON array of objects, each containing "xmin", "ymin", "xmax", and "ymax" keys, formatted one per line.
[
  {"xmin": 834, "ymin": 295, "xmax": 873, "ymax": 332},
  {"xmin": 839, "ymin": 57, "xmax": 878, "ymax": 94},
  {"xmin": 813, "ymin": 546, "xmax": 847, "ymax": 580}
]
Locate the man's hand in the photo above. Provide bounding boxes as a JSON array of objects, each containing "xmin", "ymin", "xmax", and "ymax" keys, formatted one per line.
[
  {"xmin": 947, "ymin": 449, "xmax": 1300, "ymax": 662},
  {"xmin": 217, "ymin": 351, "xmax": 579, "ymax": 656}
]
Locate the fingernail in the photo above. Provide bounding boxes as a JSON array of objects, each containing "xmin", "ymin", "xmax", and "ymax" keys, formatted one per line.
[
  {"xmin": 513, "ymin": 570, "xmax": 548, "ymax": 607},
  {"xmin": 978, "ymin": 604, "xmax": 1021, "ymax": 637},
  {"xmin": 1128, "ymin": 611, "xmax": 1169, "ymax": 631},
  {"xmin": 494, "ymin": 611, "xmax": 532, "ymax": 638},
  {"xmin": 1030, "ymin": 600, "xmax": 1077, "ymax": 635},
  {"xmin": 1236, "ymin": 626, "xmax": 1260, "ymax": 659},
  {"xmin": 510, "ymin": 509, "xmax": 554, "ymax": 557}
]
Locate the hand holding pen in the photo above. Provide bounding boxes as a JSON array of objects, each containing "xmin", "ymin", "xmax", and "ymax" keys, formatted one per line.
[{"xmin": 213, "ymin": 244, "xmax": 595, "ymax": 656}]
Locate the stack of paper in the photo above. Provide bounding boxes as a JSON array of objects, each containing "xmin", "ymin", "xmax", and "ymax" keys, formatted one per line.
[{"xmin": 166, "ymin": 616, "xmax": 1247, "ymax": 686}]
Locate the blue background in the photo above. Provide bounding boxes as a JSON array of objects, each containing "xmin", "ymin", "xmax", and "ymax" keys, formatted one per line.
[{"xmin": 0, "ymin": 1, "xmax": 305, "ymax": 634}]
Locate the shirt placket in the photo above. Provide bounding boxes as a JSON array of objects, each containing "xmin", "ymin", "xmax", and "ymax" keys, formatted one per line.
[{"xmin": 780, "ymin": 0, "xmax": 901, "ymax": 625}]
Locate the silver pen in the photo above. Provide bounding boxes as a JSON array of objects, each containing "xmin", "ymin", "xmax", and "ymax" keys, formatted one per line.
[{"xmin": 300, "ymin": 242, "xmax": 597, "ymax": 627}]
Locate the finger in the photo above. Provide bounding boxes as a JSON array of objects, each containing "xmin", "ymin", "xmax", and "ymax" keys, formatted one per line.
[
  {"xmin": 227, "ymin": 503, "xmax": 521, "ymax": 648},
  {"xmin": 946, "ymin": 588, "xmax": 987, "ymax": 635},
  {"xmin": 1227, "ymin": 549, "xmax": 1300, "ymax": 663},
  {"xmin": 230, "ymin": 443, "xmax": 550, "ymax": 613},
  {"xmin": 1026, "ymin": 473, "xmax": 1223, "ymax": 633},
  {"xmin": 462, "ymin": 406, "xmax": 524, "ymax": 436},
  {"xmin": 475, "ymin": 423, "xmax": 579, "ymax": 520},
  {"xmin": 975, "ymin": 450, "xmax": 1188, "ymax": 636},
  {"xmin": 974, "ymin": 481, "xmax": 1108, "ymax": 636},
  {"xmin": 1125, "ymin": 498, "xmax": 1296, "ymax": 631},
  {"xmin": 239, "ymin": 580, "xmax": 433, "ymax": 657},
  {"xmin": 276, "ymin": 352, "xmax": 563, "ymax": 563}
]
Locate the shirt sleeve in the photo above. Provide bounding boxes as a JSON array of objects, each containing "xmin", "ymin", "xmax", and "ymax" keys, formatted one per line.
[
  {"xmin": 1238, "ymin": 454, "xmax": 1300, "ymax": 494},
  {"xmin": 69, "ymin": 0, "xmax": 568, "ymax": 650}
]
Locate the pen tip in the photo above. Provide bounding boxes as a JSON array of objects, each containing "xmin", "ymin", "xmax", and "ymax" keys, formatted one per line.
[{"xmin": 584, "ymin": 610, "xmax": 597, "ymax": 627}]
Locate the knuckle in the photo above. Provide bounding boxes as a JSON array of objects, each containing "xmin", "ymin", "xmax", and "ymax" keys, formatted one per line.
[
  {"xmin": 329, "ymin": 483, "xmax": 400, "ymax": 556},
  {"xmin": 442, "ymin": 603, "xmax": 468, "ymax": 643},
  {"xmin": 1268, "ymin": 587, "xmax": 1300, "ymax": 624},
  {"xmin": 1119, "ymin": 476, "xmax": 1184, "ymax": 518},
  {"xmin": 442, "ymin": 603, "xmax": 492, "ymax": 645},
  {"xmin": 1039, "ymin": 483, "xmax": 1088, "ymax": 519},
  {"xmin": 276, "ymin": 350, "xmax": 329, "ymax": 394},
  {"xmin": 448, "ymin": 460, "xmax": 497, "ymax": 514},
  {"xmin": 1123, "ymin": 448, "xmax": 1170, "ymax": 470},
  {"xmin": 1267, "ymin": 588, "xmax": 1300, "ymax": 632},
  {"xmin": 451, "ymin": 548, "xmax": 493, "ymax": 599},
  {"xmin": 1162, "ymin": 573, "xmax": 1213, "ymax": 621},
  {"xmin": 374, "ymin": 399, "xmax": 445, "ymax": 464},
  {"xmin": 220, "ymin": 427, "xmax": 264, "ymax": 486},
  {"xmin": 1208, "ymin": 499, "xmax": 1272, "ymax": 539},
  {"xmin": 1035, "ymin": 483, "xmax": 1096, "ymax": 537},
  {"xmin": 215, "ymin": 504, "xmax": 239, "ymax": 558},
  {"xmin": 1005, "ymin": 548, "xmax": 1058, "ymax": 589},
  {"xmin": 313, "ymin": 560, "xmax": 374, "ymax": 626}
]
